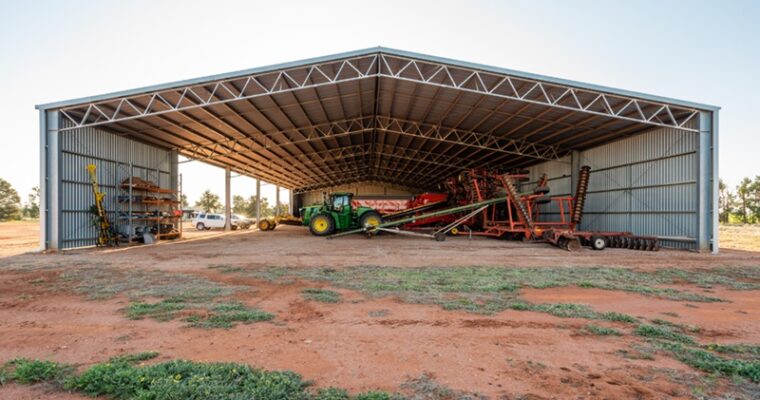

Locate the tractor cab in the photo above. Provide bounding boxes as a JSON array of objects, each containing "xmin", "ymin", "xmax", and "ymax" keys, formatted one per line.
[{"xmin": 325, "ymin": 192, "xmax": 353, "ymax": 229}]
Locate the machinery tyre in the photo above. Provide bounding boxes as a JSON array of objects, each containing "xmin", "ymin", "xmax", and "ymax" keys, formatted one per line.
[
  {"xmin": 359, "ymin": 211, "xmax": 383, "ymax": 229},
  {"xmin": 434, "ymin": 232, "xmax": 446, "ymax": 242},
  {"xmin": 534, "ymin": 195, "xmax": 552, "ymax": 205},
  {"xmin": 258, "ymin": 219, "xmax": 270, "ymax": 231},
  {"xmin": 450, "ymin": 227, "xmax": 459, "ymax": 235},
  {"xmin": 533, "ymin": 186, "xmax": 550, "ymax": 194},
  {"xmin": 590, "ymin": 235, "xmax": 607, "ymax": 251},
  {"xmin": 309, "ymin": 213, "xmax": 335, "ymax": 236},
  {"xmin": 268, "ymin": 221, "xmax": 277, "ymax": 231},
  {"xmin": 566, "ymin": 238, "xmax": 582, "ymax": 251},
  {"xmin": 196, "ymin": 223, "xmax": 206, "ymax": 231}
]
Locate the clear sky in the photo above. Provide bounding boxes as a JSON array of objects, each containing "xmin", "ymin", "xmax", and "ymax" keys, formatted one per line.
[{"xmin": 1, "ymin": 0, "xmax": 758, "ymax": 205}]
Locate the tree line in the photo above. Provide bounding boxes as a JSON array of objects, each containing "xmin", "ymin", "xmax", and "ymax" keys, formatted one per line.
[
  {"xmin": 719, "ymin": 177, "xmax": 760, "ymax": 224},
  {"xmin": 193, "ymin": 189, "xmax": 288, "ymax": 217},
  {"xmin": 0, "ymin": 178, "xmax": 39, "ymax": 221}
]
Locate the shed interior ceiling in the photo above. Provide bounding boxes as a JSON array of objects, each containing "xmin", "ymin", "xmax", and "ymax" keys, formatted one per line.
[{"xmin": 50, "ymin": 49, "xmax": 705, "ymax": 192}]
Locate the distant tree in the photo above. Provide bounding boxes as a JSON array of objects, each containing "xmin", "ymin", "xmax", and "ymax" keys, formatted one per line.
[
  {"xmin": 0, "ymin": 178, "xmax": 22, "ymax": 221},
  {"xmin": 195, "ymin": 190, "xmax": 222, "ymax": 213},
  {"xmin": 232, "ymin": 195, "xmax": 249, "ymax": 215},
  {"xmin": 180, "ymin": 194, "xmax": 189, "ymax": 209},
  {"xmin": 274, "ymin": 202, "xmax": 289, "ymax": 216},
  {"xmin": 736, "ymin": 178, "xmax": 754, "ymax": 224},
  {"xmin": 22, "ymin": 186, "xmax": 40, "ymax": 219},
  {"xmin": 749, "ymin": 176, "xmax": 760, "ymax": 223},
  {"xmin": 718, "ymin": 179, "xmax": 736, "ymax": 224},
  {"xmin": 260, "ymin": 197, "xmax": 273, "ymax": 218}
]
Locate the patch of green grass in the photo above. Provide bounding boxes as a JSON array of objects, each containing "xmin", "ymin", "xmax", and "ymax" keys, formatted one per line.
[
  {"xmin": 238, "ymin": 265, "xmax": 743, "ymax": 307},
  {"xmin": 651, "ymin": 318, "xmax": 700, "ymax": 333},
  {"xmin": 584, "ymin": 324, "xmax": 622, "ymax": 336},
  {"xmin": 109, "ymin": 351, "xmax": 160, "ymax": 364},
  {"xmin": 315, "ymin": 387, "xmax": 350, "ymax": 400},
  {"xmin": 302, "ymin": 288, "xmax": 342, "ymax": 303},
  {"xmin": 6, "ymin": 358, "xmax": 73, "ymax": 384},
  {"xmin": 126, "ymin": 300, "xmax": 187, "ymax": 321},
  {"xmin": 617, "ymin": 345, "xmax": 656, "ymax": 361},
  {"xmin": 514, "ymin": 303, "xmax": 637, "ymax": 323},
  {"xmin": 656, "ymin": 267, "xmax": 760, "ymax": 290},
  {"xmin": 66, "ymin": 359, "xmax": 314, "ymax": 400},
  {"xmin": 185, "ymin": 307, "xmax": 274, "ymax": 329},
  {"xmin": 354, "ymin": 391, "xmax": 403, "ymax": 400},
  {"xmin": 704, "ymin": 343, "xmax": 760, "ymax": 358},
  {"xmin": 657, "ymin": 342, "xmax": 760, "ymax": 383},
  {"xmin": 0, "ymin": 367, "xmax": 8, "ymax": 386},
  {"xmin": 634, "ymin": 324, "xmax": 696, "ymax": 345},
  {"xmin": 57, "ymin": 267, "xmax": 237, "ymax": 302},
  {"xmin": 53, "ymin": 267, "xmax": 273, "ymax": 330},
  {"xmin": 399, "ymin": 373, "xmax": 485, "ymax": 399}
]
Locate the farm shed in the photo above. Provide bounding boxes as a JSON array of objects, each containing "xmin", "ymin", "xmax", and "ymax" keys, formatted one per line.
[{"xmin": 36, "ymin": 47, "xmax": 719, "ymax": 252}]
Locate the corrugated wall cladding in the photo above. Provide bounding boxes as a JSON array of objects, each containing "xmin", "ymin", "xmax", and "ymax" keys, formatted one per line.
[
  {"xmin": 527, "ymin": 125, "xmax": 698, "ymax": 249},
  {"xmin": 59, "ymin": 122, "xmax": 176, "ymax": 249}
]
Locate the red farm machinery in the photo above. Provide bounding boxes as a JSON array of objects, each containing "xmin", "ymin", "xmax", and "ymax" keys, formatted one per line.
[{"xmin": 329, "ymin": 166, "xmax": 659, "ymax": 252}]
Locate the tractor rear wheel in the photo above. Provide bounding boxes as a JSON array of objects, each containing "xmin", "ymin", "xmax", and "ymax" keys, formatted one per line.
[
  {"xmin": 258, "ymin": 219, "xmax": 271, "ymax": 231},
  {"xmin": 309, "ymin": 213, "xmax": 335, "ymax": 236},
  {"xmin": 359, "ymin": 211, "xmax": 383, "ymax": 229}
]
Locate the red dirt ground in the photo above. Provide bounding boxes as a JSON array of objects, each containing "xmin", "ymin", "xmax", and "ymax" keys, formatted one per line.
[{"xmin": 1, "ymin": 225, "xmax": 759, "ymax": 399}]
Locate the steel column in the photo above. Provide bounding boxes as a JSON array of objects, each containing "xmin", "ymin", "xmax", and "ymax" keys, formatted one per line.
[
  {"xmin": 224, "ymin": 167, "xmax": 231, "ymax": 231},
  {"xmin": 697, "ymin": 112, "xmax": 714, "ymax": 253},
  {"xmin": 42, "ymin": 110, "xmax": 61, "ymax": 250},
  {"xmin": 711, "ymin": 111, "xmax": 720, "ymax": 254},
  {"xmin": 255, "ymin": 179, "xmax": 261, "ymax": 226},
  {"xmin": 275, "ymin": 185, "xmax": 280, "ymax": 217}
]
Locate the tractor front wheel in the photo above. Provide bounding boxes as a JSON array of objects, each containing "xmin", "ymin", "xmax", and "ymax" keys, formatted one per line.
[
  {"xmin": 359, "ymin": 211, "xmax": 383, "ymax": 229},
  {"xmin": 309, "ymin": 213, "xmax": 336, "ymax": 236}
]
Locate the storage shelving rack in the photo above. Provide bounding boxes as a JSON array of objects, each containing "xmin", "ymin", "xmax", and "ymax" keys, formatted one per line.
[{"xmin": 117, "ymin": 173, "xmax": 182, "ymax": 244}]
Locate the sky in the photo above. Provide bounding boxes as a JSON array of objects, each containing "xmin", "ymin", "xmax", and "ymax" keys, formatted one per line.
[{"xmin": 1, "ymin": 0, "xmax": 758, "ymax": 205}]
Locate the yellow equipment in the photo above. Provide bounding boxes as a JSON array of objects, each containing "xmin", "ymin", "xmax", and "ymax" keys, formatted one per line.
[{"xmin": 86, "ymin": 164, "xmax": 117, "ymax": 247}]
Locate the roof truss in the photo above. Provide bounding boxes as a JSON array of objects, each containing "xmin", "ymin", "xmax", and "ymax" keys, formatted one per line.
[{"xmin": 50, "ymin": 50, "xmax": 706, "ymax": 192}]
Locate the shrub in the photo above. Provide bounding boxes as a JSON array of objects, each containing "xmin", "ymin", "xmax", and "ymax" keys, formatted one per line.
[
  {"xmin": 67, "ymin": 358, "xmax": 312, "ymax": 400},
  {"xmin": 8, "ymin": 358, "xmax": 72, "ymax": 384}
]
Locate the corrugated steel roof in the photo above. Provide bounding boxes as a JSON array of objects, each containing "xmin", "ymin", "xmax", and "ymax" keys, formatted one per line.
[{"xmin": 36, "ymin": 48, "xmax": 719, "ymax": 191}]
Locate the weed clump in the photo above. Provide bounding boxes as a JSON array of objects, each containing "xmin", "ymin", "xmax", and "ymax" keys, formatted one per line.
[
  {"xmin": 657, "ymin": 342, "xmax": 760, "ymax": 383},
  {"xmin": 5, "ymin": 358, "xmax": 73, "ymax": 384},
  {"xmin": 584, "ymin": 324, "xmax": 622, "ymax": 336},
  {"xmin": 302, "ymin": 288, "xmax": 342, "ymax": 303},
  {"xmin": 634, "ymin": 324, "xmax": 696, "ymax": 345}
]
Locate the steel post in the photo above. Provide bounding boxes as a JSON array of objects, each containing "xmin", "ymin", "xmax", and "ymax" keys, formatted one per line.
[{"xmin": 224, "ymin": 167, "xmax": 231, "ymax": 231}]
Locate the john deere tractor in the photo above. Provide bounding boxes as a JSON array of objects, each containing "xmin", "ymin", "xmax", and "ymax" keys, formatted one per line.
[{"xmin": 300, "ymin": 192, "xmax": 383, "ymax": 236}]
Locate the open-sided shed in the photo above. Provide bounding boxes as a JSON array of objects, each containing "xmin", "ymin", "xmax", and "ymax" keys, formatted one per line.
[{"xmin": 36, "ymin": 47, "xmax": 719, "ymax": 252}]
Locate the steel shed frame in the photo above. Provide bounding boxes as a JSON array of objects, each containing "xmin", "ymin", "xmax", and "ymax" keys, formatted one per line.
[{"xmin": 36, "ymin": 47, "xmax": 719, "ymax": 252}]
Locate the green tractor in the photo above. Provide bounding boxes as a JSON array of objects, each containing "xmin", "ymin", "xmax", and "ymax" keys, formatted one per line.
[{"xmin": 300, "ymin": 192, "xmax": 383, "ymax": 236}]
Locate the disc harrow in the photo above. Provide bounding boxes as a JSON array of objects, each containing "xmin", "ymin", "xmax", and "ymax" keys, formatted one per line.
[{"xmin": 606, "ymin": 235, "xmax": 660, "ymax": 251}]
